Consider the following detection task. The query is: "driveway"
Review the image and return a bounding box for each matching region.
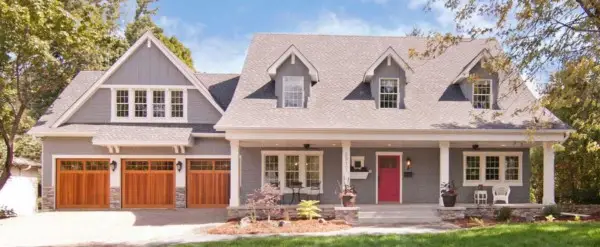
[0,209,227,247]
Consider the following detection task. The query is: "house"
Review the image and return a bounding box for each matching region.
[29,31,570,211]
[0,157,41,215]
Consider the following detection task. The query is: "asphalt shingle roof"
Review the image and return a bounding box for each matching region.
[92,125,192,145]
[215,33,567,131]
[195,73,240,110]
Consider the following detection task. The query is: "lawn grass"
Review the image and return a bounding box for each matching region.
[177,222,600,247]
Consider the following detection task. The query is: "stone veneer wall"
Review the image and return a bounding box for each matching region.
[334,207,360,225]
[560,204,600,215]
[438,205,543,220]
[110,187,121,209]
[227,205,337,220]
[41,187,55,210]
[176,187,186,208]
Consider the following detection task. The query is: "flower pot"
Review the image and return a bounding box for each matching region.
[342,195,355,207]
[442,194,457,207]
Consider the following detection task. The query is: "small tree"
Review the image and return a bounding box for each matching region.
[245,183,281,222]
[297,200,322,220]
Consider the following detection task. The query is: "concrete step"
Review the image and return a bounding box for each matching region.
[357,205,441,224]
[359,212,438,218]
[359,216,442,224]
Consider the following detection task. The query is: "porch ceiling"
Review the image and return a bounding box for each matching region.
[239,140,538,148]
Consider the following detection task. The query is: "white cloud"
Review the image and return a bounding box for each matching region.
[360,0,389,4]
[408,0,494,32]
[297,12,420,36]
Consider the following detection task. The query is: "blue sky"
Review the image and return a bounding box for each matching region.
[120,0,460,73]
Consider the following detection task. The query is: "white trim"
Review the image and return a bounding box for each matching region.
[92,140,192,146]
[260,150,324,194]
[375,151,403,204]
[190,133,226,138]
[364,47,413,82]
[51,154,230,187]
[282,76,305,108]
[462,151,523,186]
[351,156,365,169]
[100,85,195,89]
[378,77,400,109]
[472,79,493,109]
[452,48,493,84]
[52,31,224,128]
[110,87,188,123]
[267,45,319,82]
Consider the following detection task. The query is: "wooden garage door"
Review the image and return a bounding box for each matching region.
[187,159,230,208]
[121,159,175,208]
[56,159,110,209]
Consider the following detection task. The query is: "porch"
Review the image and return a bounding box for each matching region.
[227,137,559,207]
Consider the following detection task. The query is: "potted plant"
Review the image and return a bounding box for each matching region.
[440,180,458,207]
[336,181,357,207]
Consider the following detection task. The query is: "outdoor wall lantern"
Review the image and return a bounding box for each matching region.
[176,161,183,172]
[110,160,118,172]
[406,157,412,170]
[404,157,413,178]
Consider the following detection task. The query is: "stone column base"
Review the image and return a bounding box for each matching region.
[110,187,121,209]
[334,207,360,225]
[41,187,55,211]
[176,187,186,208]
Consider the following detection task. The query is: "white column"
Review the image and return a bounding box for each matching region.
[342,141,351,186]
[229,140,240,207]
[439,141,450,206]
[543,142,556,205]
[109,155,121,188]
[175,156,186,187]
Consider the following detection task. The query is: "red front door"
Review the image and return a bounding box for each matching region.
[378,155,401,202]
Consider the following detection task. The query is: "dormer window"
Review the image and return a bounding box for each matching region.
[379,78,399,108]
[472,79,492,109]
[283,76,304,108]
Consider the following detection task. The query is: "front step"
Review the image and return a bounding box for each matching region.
[358,204,442,224]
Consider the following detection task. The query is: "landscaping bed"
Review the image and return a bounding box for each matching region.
[206,219,351,235]
[448,212,600,228]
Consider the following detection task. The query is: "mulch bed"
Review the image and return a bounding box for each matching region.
[449,212,600,228]
[206,219,351,235]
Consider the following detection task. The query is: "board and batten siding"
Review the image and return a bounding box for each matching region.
[41,137,230,187]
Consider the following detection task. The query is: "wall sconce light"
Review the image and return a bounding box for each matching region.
[110,160,117,172]
[406,157,412,170]
[176,161,183,172]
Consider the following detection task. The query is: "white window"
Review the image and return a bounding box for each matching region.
[171,90,184,118]
[115,90,129,117]
[152,90,166,118]
[283,76,304,108]
[261,151,323,193]
[379,78,399,108]
[112,87,187,122]
[351,156,365,170]
[463,152,522,186]
[472,79,492,109]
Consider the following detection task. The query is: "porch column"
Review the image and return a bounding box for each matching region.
[229,140,240,207]
[543,142,556,205]
[342,141,351,186]
[439,141,450,206]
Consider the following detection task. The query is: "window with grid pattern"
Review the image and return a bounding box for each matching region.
[60,160,84,171]
[214,160,230,170]
[473,79,492,109]
[505,156,519,180]
[379,78,399,108]
[485,156,500,180]
[150,160,173,170]
[85,161,109,170]
[171,90,184,117]
[134,90,147,117]
[189,160,213,170]
[116,90,129,117]
[285,155,300,187]
[283,76,304,108]
[153,90,166,117]
[305,156,320,188]
[264,155,279,186]
[465,156,480,181]
[125,160,149,170]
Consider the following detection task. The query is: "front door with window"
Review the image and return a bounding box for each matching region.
[378,155,401,202]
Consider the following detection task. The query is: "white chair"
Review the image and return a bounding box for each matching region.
[492,185,511,204]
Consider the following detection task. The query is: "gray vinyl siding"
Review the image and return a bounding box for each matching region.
[187,89,222,123]
[459,62,500,109]
[239,147,531,205]
[41,137,230,186]
[104,44,190,86]
[450,148,531,204]
[68,89,111,123]
[274,57,312,108]
[370,60,407,109]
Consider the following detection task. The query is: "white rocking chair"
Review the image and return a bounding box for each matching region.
[492,185,511,204]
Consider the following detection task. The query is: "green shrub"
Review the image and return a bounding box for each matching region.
[495,207,513,222]
[542,205,561,217]
[297,200,322,220]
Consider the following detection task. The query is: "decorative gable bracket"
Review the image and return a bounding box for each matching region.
[267,45,319,82]
[363,47,413,82]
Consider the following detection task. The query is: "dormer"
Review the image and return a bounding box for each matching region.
[363,47,413,109]
[453,49,499,110]
[267,45,318,108]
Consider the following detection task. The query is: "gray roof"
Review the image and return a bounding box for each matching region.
[12,157,41,167]
[215,33,567,131]
[92,125,192,145]
[195,73,240,110]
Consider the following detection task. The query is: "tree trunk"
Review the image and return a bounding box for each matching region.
[0,142,13,190]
